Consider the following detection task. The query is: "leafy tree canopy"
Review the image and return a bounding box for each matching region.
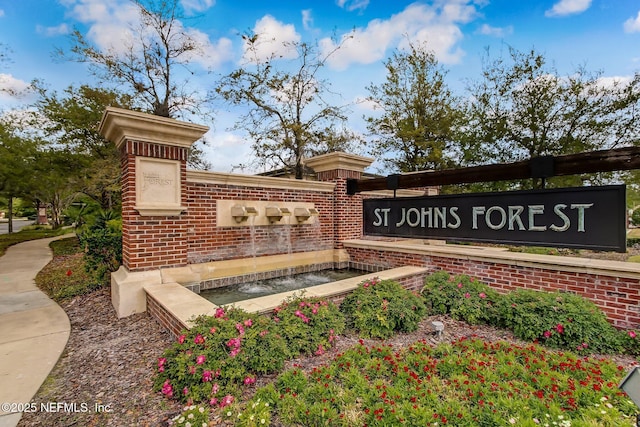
[365,41,462,173]
[32,84,135,210]
[461,46,640,165]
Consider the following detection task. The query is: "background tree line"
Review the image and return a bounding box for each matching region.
[1,0,640,233]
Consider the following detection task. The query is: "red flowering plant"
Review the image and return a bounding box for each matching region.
[272,293,345,357]
[497,289,624,354]
[248,337,637,426]
[421,271,500,325]
[153,307,288,406]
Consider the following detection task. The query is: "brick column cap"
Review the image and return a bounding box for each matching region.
[99,107,209,149]
[305,152,374,173]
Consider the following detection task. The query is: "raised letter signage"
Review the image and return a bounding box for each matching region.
[135,157,185,216]
[363,186,626,252]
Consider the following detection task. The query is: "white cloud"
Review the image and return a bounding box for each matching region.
[477,23,513,38]
[624,11,640,33]
[36,23,70,37]
[0,73,31,100]
[181,0,215,15]
[184,28,233,69]
[353,95,379,112]
[302,9,313,31]
[336,0,370,12]
[320,1,478,70]
[203,131,254,172]
[595,75,633,89]
[242,15,301,63]
[62,0,233,67]
[0,9,5,18]
[65,0,139,53]
[545,0,592,17]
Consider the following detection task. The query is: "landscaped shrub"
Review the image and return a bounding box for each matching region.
[340,278,427,339]
[627,237,640,248]
[421,271,500,325]
[272,294,345,357]
[496,289,624,354]
[154,307,288,406]
[237,337,637,426]
[620,329,640,356]
[35,237,95,300]
[78,210,122,287]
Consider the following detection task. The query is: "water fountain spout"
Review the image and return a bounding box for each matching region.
[294,207,319,223]
[293,207,310,223]
[231,205,258,223]
[265,206,291,223]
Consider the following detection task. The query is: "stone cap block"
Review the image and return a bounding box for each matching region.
[99,107,209,149]
[305,152,374,173]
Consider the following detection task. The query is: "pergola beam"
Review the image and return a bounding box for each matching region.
[347,146,640,194]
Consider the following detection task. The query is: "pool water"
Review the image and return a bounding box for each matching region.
[200,269,365,305]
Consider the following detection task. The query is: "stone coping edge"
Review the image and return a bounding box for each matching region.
[145,282,219,329]
[144,266,428,329]
[230,266,429,315]
[161,250,337,285]
[343,239,640,279]
[187,170,335,192]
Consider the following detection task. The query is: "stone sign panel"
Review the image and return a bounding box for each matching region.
[135,157,185,216]
[363,185,626,252]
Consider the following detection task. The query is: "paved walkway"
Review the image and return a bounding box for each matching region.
[0,236,71,427]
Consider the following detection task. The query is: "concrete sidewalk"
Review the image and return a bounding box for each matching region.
[0,236,71,427]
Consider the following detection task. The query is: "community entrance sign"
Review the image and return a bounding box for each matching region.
[363,185,626,252]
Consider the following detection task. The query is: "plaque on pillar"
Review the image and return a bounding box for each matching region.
[135,157,186,216]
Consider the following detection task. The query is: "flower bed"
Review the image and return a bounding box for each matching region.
[155,273,640,426]
[238,338,636,426]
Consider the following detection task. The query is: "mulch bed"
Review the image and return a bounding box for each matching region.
[18,288,181,427]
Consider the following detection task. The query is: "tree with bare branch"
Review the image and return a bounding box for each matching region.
[60,0,205,119]
[215,35,358,179]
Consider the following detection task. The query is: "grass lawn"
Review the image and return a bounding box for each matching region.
[0,226,73,257]
[628,228,640,239]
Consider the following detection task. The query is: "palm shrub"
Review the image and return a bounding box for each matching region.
[496,289,623,354]
[422,271,500,325]
[154,307,288,406]
[340,278,427,339]
[272,294,345,357]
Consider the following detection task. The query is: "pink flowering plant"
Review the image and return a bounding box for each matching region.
[340,278,426,339]
[621,329,640,355]
[154,307,288,406]
[421,271,500,325]
[271,293,345,357]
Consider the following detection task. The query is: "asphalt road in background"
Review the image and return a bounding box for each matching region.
[0,219,33,234]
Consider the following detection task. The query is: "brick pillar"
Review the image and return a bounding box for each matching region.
[118,140,190,270]
[98,107,208,317]
[305,152,374,252]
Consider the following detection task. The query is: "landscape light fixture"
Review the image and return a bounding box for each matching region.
[619,366,640,426]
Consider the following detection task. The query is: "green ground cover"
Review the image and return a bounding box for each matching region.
[0,226,72,257]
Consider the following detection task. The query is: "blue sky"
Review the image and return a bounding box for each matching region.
[1,0,639,172]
